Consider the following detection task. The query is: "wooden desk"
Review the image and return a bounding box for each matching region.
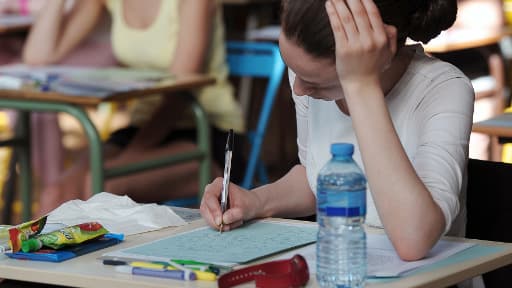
[420,26,512,53]
[0,73,215,221]
[0,219,512,288]
[472,113,512,138]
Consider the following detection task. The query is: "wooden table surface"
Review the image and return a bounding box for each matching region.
[1,218,512,288]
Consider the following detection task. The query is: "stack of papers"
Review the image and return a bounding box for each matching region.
[102,218,475,278]
[274,233,475,278]
[0,15,33,27]
[0,64,172,97]
[103,220,317,267]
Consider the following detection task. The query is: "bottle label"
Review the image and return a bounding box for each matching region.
[318,189,366,217]
[325,206,361,217]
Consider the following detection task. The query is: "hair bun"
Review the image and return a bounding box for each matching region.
[408,0,458,43]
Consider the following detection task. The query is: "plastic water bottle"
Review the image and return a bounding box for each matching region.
[316,143,367,288]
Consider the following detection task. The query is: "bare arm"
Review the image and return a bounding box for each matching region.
[345,83,445,261]
[22,0,103,65]
[169,0,214,75]
[127,0,216,150]
[326,0,446,260]
[252,165,317,219]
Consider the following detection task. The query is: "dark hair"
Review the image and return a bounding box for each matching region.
[281,0,458,60]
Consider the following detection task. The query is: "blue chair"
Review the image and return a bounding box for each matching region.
[226,41,286,189]
[164,41,285,207]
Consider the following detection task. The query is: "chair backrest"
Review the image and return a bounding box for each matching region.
[466,158,512,287]
[226,41,286,189]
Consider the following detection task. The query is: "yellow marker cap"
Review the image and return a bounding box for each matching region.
[130,262,165,270]
[190,270,217,281]
[130,261,216,281]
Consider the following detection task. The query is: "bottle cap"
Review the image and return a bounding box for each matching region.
[21,238,43,253]
[330,143,354,156]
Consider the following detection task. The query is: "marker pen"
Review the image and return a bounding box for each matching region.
[105,260,216,281]
[116,265,197,281]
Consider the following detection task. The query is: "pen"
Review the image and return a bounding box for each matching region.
[168,260,200,281]
[171,259,226,274]
[116,265,197,281]
[105,259,217,281]
[220,129,234,233]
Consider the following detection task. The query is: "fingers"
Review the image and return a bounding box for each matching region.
[200,177,224,229]
[361,0,385,35]
[325,0,386,41]
[326,0,348,46]
[384,25,398,55]
[222,220,244,232]
[223,207,244,226]
[346,0,372,36]
[219,207,245,232]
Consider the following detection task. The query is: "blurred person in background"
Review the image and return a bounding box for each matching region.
[23,0,244,215]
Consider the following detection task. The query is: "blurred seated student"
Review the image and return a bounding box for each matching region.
[0,0,46,64]
[0,0,115,206]
[433,0,506,161]
[23,0,244,215]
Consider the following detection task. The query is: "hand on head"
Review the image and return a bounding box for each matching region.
[200,178,260,232]
[325,0,397,87]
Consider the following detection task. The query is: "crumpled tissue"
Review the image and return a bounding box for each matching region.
[44,192,187,235]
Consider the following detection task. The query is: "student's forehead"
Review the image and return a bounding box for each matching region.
[279,36,337,84]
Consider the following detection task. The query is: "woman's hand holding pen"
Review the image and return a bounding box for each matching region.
[200,178,260,232]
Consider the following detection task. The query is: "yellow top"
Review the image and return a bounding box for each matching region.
[105,0,244,133]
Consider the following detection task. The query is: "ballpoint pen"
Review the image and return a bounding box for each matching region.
[220,129,234,233]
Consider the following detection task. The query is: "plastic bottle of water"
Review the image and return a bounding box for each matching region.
[316,143,367,288]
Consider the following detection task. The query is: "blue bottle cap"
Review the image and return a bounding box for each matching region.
[330,143,354,156]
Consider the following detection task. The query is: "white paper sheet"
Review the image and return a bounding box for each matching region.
[44,193,186,235]
[274,233,475,277]
[170,207,202,223]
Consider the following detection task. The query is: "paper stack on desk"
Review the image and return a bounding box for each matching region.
[102,220,318,267]
[0,64,171,97]
[273,233,475,278]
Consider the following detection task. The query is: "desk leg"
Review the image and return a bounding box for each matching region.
[0,100,104,217]
[66,107,104,195]
[191,100,211,202]
[17,111,31,221]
